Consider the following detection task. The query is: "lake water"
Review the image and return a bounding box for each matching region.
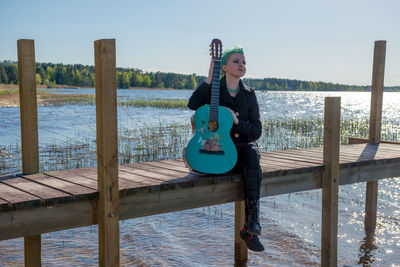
[0,89,399,266]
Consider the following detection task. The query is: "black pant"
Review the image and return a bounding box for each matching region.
[232,142,262,201]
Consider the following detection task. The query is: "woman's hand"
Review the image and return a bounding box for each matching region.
[225,107,239,125]
[206,58,214,84]
[190,115,196,133]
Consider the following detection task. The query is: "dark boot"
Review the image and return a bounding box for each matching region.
[245,199,261,236]
[240,225,265,252]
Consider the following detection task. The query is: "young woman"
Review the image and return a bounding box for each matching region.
[187,46,264,252]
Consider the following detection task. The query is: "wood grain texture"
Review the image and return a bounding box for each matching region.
[17,39,39,175]
[369,40,386,143]
[17,38,41,267]
[95,38,119,267]
[24,235,41,267]
[1,159,400,241]
[321,97,341,267]
[3,176,71,206]
[0,178,41,209]
[0,198,9,212]
[1,144,400,212]
[234,201,247,264]
[20,173,98,202]
[364,41,386,240]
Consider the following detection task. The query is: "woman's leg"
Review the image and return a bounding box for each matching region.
[237,142,264,252]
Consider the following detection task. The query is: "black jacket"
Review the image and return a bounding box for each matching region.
[187,77,262,144]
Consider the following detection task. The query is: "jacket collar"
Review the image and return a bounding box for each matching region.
[220,77,251,92]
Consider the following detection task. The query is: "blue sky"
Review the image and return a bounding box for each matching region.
[1,0,399,85]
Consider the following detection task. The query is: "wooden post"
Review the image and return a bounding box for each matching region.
[234,200,247,265]
[321,97,341,267]
[94,39,120,267]
[18,39,39,174]
[369,40,386,143]
[18,39,41,267]
[366,40,386,236]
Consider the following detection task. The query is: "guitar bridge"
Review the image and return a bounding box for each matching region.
[199,149,225,155]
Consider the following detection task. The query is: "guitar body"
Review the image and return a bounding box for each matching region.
[185,105,237,174]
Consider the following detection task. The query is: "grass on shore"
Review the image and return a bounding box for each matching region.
[0,89,18,95]
[41,95,188,109]
[0,89,189,108]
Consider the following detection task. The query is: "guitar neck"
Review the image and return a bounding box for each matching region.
[210,60,221,121]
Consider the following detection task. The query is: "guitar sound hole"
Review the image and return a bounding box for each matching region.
[208,120,219,132]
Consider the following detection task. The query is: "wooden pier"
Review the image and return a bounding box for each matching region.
[0,39,397,266]
[1,142,400,235]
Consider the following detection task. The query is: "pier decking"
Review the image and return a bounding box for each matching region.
[1,142,400,241]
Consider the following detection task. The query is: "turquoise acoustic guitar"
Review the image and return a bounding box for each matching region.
[184,39,238,174]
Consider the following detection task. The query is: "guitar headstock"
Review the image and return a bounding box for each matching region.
[209,39,222,60]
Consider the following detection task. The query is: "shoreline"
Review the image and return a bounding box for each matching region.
[0,83,176,90]
[0,88,94,108]
[0,84,177,107]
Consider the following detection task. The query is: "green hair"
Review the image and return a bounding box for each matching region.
[220,45,244,77]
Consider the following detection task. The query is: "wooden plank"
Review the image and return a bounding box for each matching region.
[234,200,247,264]
[372,144,400,153]
[321,97,340,267]
[379,143,400,150]
[275,147,371,163]
[53,168,155,194]
[261,154,322,167]
[117,171,163,193]
[0,198,9,212]
[0,177,41,209]
[133,162,189,177]
[119,169,195,192]
[261,153,324,170]
[340,148,400,160]
[95,38,119,267]
[259,161,323,178]
[266,149,324,160]
[260,159,303,171]
[0,199,98,241]
[119,165,175,190]
[121,164,175,180]
[1,176,71,207]
[347,137,400,145]
[136,162,236,187]
[338,149,385,161]
[60,167,153,194]
[143,161,190,174]
[264,150,323,164]
[17,38,41,267]
[260,159,314,171]
[120,163,226,190]
[164,159,188,167]
[48,168,163,201]
[45,170,99,190]
[259,161,292,172]
[20,173,98,202]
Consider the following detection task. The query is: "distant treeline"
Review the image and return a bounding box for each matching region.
[1,60,399,91]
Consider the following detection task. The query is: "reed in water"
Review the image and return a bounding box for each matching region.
[1,117,399,176]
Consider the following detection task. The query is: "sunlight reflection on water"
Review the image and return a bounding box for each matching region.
[0,90,399,266]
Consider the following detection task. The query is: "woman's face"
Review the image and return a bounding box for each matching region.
[222,53,246,78]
